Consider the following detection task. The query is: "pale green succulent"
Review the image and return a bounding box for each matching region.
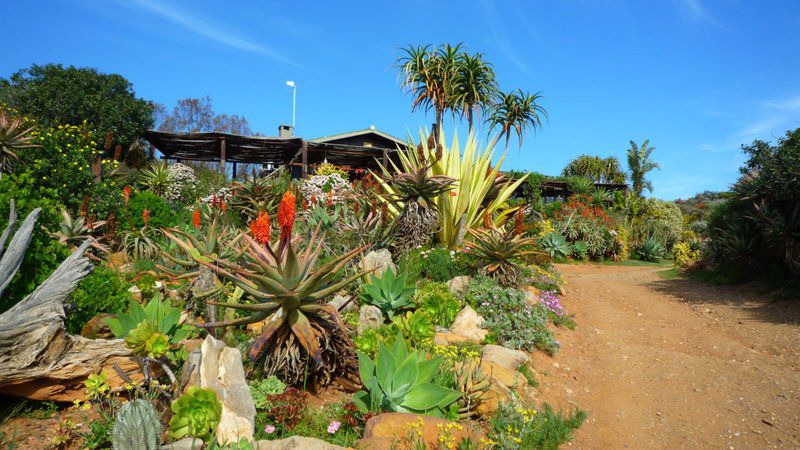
[359,269,415,320]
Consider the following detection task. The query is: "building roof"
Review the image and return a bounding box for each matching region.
[310,128,409,149]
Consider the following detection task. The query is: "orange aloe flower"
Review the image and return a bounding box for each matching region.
[142,209,150,225]
[249,211,271,245]
[122,186,132,205]
[192,208,201,229]
[277,189,296,241]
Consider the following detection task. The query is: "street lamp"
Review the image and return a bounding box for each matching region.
[286,81,296,128]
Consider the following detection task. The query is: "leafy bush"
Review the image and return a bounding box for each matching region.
[632,198,684,250]
[415,282,461,327]
[466,276,559,355]
[121,191,177,230]
[352,325,396,358]
[107,293,190,360]
[353,333,462,417]
[673,240,701,272]
[419,247,469,282]
[636,236,666,262]
[359,269,415,321]
[394,310,435,348]
[551,194,615,259]
[488,401,587,450]
[66,266,131,334]
[570,241,588,260]
[169,387,222,441]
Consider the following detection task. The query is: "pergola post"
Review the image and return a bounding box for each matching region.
[382,147,388,167]
[232,162,238,179]
[301,140,308,178]
[220,137,226,175]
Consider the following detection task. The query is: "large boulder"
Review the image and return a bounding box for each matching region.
[481,344,530,370]
[446,276,471,296]
[449,306,487,342]
[356,413,486,449]
[257,436,345,449]
[360,249,395,279]
[185,336,256,446]
[358,304,383,333]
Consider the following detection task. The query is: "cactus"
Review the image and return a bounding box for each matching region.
[454,359,492,419]
[112,399,162,450]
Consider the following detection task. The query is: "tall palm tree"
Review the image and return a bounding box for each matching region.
[562,154,626,183]
[626,139,660,197]
[451,52,498,131]
[486,90,548,149]
[397,44,463,129]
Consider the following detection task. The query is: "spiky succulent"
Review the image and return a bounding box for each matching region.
[453,359,491,419]
[169,197,370,386]
[464,227,541,286]
[160,210,243,281]
[0,110,38,174]
[112,399,162,450]
[390,166,456,253]
[229,169,290,221]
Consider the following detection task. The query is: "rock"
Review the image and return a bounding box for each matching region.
[361,249,396,278]
[80,313,115,339]
[181,338,204,354]
[107,251,128,269]
[257,436,345,449]
[329,293,356,314]
[186,336,256,445]
[447,275,471,295]
[356,413,486,450]
[128,285,142,302]
[449,306,487,342]
[481,344,530,370]
[476,381,511,417]
[480,361,522,389]
[433,331,470,346]
[358,304,383,333]
[162,437,204,449]
[524,289,539,306]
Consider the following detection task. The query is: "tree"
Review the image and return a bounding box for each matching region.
[626,139,660,197]
[486,90,547,149]
[157,96,253,135]
[397,44,463,130]
[562,154,626,183]
[0,64,155,147]
[451,52,498,131]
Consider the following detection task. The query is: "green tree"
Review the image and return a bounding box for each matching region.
[397,44,463,129]
[451,52,498,131]
[486,90,548,149]
[0,64,155,148]
[626,139,660,197]
[562,154,626,183]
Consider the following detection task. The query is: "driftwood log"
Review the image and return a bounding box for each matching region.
[0,201,139,401]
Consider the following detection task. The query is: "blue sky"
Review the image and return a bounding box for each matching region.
[5,0,800,199]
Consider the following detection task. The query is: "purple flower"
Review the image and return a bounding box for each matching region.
[264,424,276,434]
[327,421,340,434]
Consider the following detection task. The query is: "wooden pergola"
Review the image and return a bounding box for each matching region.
[144,130,395,177]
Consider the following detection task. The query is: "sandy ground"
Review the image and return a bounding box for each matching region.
[531,263,800,449]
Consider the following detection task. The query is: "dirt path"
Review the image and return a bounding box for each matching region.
[531,264,800,449]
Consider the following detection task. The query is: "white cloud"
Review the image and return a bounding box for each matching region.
[679,0,722,27]
[480,0,534,79]
[123,0,295,65]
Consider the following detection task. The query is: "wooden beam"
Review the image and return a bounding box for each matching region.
[382,147,388,167]
[220,137,226,175]
[301,140,308,178]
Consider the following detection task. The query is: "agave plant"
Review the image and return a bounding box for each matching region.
[389,164,455,253]
[169,193,370,386]
[118,226,162,259]
[354,332,462,417]
[138,160,172,197]
[636,236,666,262]
[229,170,289,221]
[464,227,541,286]
[539,231,571,259]
[50,210,109,256]
[0,110,38,175]
[359,268,415,320]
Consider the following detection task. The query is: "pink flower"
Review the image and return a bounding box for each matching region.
[327,421,340,434]
[264,424,276,434]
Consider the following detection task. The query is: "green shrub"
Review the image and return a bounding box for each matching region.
[121,191,177,230]
[420,247,467,282]
[414,282,461,327]
[66,266,131,334]
[632,198,683,250]
[359,269,415,321]
[538,232,571,259]
[394,310,435,348]
[636,236,666,262]
[250,375,287,410]
[466,276,559,355]
[489,401,587,450]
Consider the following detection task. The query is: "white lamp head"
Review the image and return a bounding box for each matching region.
[286,81,295,88]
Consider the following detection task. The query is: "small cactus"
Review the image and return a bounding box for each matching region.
[454,359,492,419]
[112,399,162,450]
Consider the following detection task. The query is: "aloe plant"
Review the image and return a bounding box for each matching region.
[353,332,462,417]
[359,269,415,321]
[464,227,541,286]
[539,231,571,259]
[107,293,190,360]
[112,399,162,450]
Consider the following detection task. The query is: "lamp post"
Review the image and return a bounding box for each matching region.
[286,81,296,128]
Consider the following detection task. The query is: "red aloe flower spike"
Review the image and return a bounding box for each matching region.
[192,208,201,229]
[249,211,271,245]
[142,209,150,225]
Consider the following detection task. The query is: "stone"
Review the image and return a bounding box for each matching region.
[361,249,396,278]
[79,313,115,339]
[358,304,383,333]
[162,437,204,449]
[329,293,356,314]
[128,285,142,302]
[356,413,486,450]
[107,251,127,269]
[449,306,487,342]
[524,289,539,306]
[433,331,470,346]
[476,381,511,417]
[257,436,345,449]
[481,344,530,370]
[187,336,256,445]
[480,361,522,389]
[447,275,471,296]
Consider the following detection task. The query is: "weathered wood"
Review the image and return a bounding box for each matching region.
[220,137,227,175]
[0,201,38,298]
[301,140,308,178]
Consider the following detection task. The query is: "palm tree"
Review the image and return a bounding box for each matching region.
[563,154,626,183]
[626,139,660,197]
[397,44,463,129]
[486,90,548,149]
[451,52,498,131]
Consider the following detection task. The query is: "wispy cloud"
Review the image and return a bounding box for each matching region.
[679,0,722,27]
[123,0,295,65]
[480,0,534,79]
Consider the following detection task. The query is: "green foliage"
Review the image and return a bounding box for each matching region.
[353,333,462,417]
[107,293,190,359]
[138,160,172,198]
[562,154,626,184]
[65,266,131,334]
[112,399,162,450]
[632,198,683,250]
[0,63,155,147]
[0,174,70,312]
[466,276,559,355]
[489,402,587,450]
[673,240,702,272]
[169,386,223,441]
[464,228,540,286]
[420,247,468,282]
[84,416,114,450]
[254,402,362,447]
[627,139,660,198]
[538,232,571,259]
[250,376,287,410]
[352,325,396,358]
[359,269,415,321]
[415,282,462,327]
[636,236,666,262]
[306,203,343,232]
[122,191,177,230]
[565,176,594,195]
[394,310,435,348]
[570,241,588,260]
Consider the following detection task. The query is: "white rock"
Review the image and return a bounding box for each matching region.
[447,275,471,295]
[360,249,396,279]
[481,344,530,370]
[258,436,345,449]
[358,304,383,333]
[329,293,356,314]
[162,437,204,449]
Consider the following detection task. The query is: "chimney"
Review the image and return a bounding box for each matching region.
[278,125,294,138]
